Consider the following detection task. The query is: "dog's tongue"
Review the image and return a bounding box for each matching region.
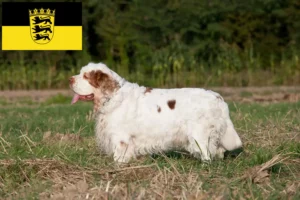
[71,93,80,104]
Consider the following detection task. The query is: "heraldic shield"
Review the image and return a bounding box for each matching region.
[29,8,55,44]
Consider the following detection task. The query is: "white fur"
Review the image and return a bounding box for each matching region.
[70,62,243,163]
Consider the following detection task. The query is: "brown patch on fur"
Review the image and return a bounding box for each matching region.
[88,70,119,94]
[85,70,120,113]
[130,135,136,139]
[69,77,75,85]
[83,73,88,80]
[144,87,153,94]
[93,92,102,113]
[157,106,161,113]
[167,100,176,110]
[120,141,127,147]
[216,95,223,101]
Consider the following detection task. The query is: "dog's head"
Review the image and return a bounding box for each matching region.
[69,63,121,110]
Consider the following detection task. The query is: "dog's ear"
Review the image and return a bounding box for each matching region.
[89,70,108,88]
[88,70,119,94]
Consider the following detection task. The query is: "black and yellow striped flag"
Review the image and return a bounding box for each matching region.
[2,2,82,50]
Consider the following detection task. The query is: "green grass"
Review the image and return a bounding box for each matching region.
[0,100,299,199]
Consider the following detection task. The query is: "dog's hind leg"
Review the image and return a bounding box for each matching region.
[220,119,242,151]
[186,118,226,162]
[186,123,212,162]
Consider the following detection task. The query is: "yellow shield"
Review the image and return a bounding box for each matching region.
[29,8,55,44]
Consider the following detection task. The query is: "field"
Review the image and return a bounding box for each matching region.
[0,88,299,199]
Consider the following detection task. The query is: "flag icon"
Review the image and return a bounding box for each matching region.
[29,8,56,45]
[2,2,82,50]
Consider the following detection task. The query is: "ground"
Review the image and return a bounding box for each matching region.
[0,87,299,199]
[0,86,300,104]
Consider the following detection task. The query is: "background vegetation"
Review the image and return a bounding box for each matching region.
[1,0,300,90]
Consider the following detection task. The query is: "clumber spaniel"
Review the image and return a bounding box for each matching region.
[69,62,242,163]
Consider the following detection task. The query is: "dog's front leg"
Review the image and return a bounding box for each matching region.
[113,140,135,163]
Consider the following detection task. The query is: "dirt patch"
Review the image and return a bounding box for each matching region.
[39,180,90,200]
[209,86,300,103]
[1,87,300,103]
[0,90,73,102]
[223,92,300,103]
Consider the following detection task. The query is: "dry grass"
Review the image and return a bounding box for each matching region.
[240,154,288,184]
[1,153,298,200]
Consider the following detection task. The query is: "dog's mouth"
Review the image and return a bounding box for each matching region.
[71,93,94,104]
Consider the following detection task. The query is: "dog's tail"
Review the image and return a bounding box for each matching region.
[220,119,242,151]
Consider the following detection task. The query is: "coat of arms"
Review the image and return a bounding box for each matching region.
[29,8,55,44]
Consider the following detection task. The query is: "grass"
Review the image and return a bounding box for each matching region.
[0,97,299,199]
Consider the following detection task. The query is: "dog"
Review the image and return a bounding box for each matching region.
[69,62,243,163]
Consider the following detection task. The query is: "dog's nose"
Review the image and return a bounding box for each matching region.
[69,77,75,85]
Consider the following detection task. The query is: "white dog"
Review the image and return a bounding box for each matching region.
[69,62,242,163]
